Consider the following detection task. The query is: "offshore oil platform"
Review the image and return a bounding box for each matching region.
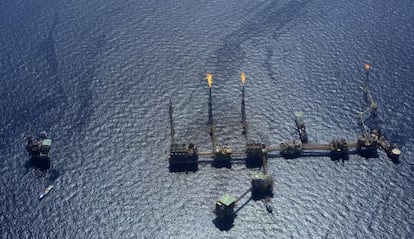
[168,64,400,227]
[25,131,52,170]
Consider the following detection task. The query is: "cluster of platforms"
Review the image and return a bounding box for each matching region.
[168,65,401,226]
[168,128,400,172]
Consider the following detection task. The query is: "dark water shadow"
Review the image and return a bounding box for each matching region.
[357,149,379,159]
[330,152,350,162]
[390,156,400,165]
[24,158,62,183]
[168,164,198,173]
[252,191,273,201]
[245,159,263,168]
[213,215,235,231]
[48,168,61,183]
[212,160,232,169]
[24,157,51,172]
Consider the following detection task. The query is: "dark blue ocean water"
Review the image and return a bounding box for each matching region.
[1,0,413,238]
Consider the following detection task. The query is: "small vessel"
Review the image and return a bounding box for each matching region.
[265,201,273,213]
[39,185,54,200]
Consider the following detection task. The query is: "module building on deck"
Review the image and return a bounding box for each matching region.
[169,143,198,172]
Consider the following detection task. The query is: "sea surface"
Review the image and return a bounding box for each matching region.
[1,0,413,238]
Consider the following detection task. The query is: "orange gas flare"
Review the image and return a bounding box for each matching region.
[241,72,246,86]
[207,73,213,88]
[364,63,371,71]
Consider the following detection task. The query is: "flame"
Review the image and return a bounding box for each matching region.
[364,63,371,71]
[206,73,213,88]
[241,72,246,86]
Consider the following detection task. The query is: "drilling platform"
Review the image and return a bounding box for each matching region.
[168,64,401,225]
